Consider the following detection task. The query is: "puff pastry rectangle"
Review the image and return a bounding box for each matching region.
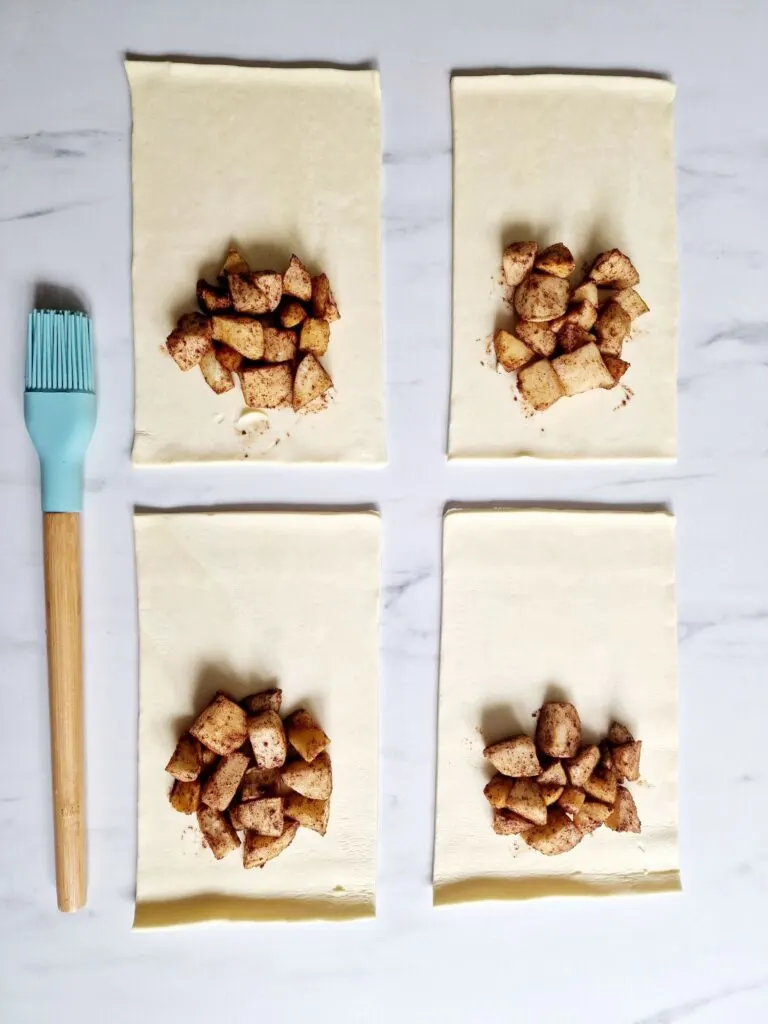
[134,511,379,927]
[127,61,384,464]
[449,75,677,459]
[434,510,679,903]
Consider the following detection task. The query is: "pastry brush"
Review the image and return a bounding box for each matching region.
[24,309,96,912]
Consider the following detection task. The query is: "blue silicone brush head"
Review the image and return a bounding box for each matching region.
[24,311,97,512]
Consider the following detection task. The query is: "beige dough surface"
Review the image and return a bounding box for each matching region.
[434,510,679,904]
[126,61,384,464]
[134,512,379,927]
[449,75,677,460]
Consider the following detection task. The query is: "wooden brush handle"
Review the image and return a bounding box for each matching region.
[43,512,87,912]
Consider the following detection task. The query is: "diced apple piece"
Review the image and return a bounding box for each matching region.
[283,254,312,302]
[214,344,244,372]
[494,329,534,373]
[299,317,331,357]
[311,274,340,322]
[506,778,547,825]
[582,768,618,805]
[190,693,248,756]
[169,779,201,814]
[566,745,601,788]
[483,773,512,808]
[219,246,250,277]
[281,751,332,800]
[554,299,598,333]
[552,342,614,395]
[283,793,330,836]
[595,301,631,357]
[200,747,218,769]
[229,797,284,836]
[539,782,564,806]
[515,320,557,358]
[574,799,612,834]
[608,722,634,746]
[240,767,280,801]
[241,688,284,712]
[229,271,283,315]
[200,349,235,394]
[197,279,232,314]
[293,353,333,410]
[201,751,250,812]
[212,315,264,360]
[523,806,583,856]
[612,741,642,782]
[611,288,649,320]
[605,787,641,833]
[572,281,598,306]
[284,709,330,763]
[535,242,575,278]
[537,761,567,787]
[166,313,213,371]
[588,249,640,289]
[262,326,297,363]
[247,711,287,770]
[535,702,581,758]
[239,364,293,409]
[502,241,538,288]
[492,808,534,835]
[483,735,541,777]
[279,299,309,329]
[557,323,593,354]
[599,741,615,774]
[517,359,565,412]
[558,786,586,817]
[242,689,283,715]
[165,734,202,782]
[243,821,299,869]
[514,272,570,321]
[197,806,241,860]
[602,355,630,387]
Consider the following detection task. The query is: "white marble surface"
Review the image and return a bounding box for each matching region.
[1,1,767,1021]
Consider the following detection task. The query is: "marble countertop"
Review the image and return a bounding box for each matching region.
[1,1,767,1021]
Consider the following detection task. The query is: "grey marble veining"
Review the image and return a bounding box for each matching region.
[1,0,768,1022]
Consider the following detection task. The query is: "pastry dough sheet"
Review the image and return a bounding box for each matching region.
[434,510,679,904]
[449,75,677,460]
[134,512,379,927]
[127,61,384,464]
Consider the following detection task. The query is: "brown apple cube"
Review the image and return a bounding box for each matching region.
[517,359,564,412]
